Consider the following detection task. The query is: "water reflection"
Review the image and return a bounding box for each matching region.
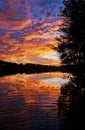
[0,72,71,130]
[58,75,85,130]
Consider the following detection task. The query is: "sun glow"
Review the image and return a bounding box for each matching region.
[0,0,63,65]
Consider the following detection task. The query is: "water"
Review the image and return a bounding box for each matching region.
[0,72,72,130]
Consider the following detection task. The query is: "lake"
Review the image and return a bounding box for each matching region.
[0,72,72,130]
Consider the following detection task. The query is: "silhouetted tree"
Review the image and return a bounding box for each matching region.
[57,75,85,130]
[57,0,85,65]
[0,60,64,76]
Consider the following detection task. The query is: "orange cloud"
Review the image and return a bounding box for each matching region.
[0,0,31,30]
[0,19,32,30]
[0,0,63,65]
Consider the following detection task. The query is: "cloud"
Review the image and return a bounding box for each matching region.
[42,52,61,60]
[0,0,31,30]
[0,0,63,65]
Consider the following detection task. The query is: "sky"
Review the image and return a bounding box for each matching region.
[0,0,63,65]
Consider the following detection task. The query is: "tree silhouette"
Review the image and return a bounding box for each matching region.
[57,0,85,65]
[57,75,85,130]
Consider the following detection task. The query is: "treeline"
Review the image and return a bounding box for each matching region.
[0,60,57,75]
[0,60,64,76]
[0,60,85,76]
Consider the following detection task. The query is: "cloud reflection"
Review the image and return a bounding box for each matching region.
[0,72,66,129]
[42,78,70,85]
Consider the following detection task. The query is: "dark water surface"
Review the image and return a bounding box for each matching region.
[0,72,72,130]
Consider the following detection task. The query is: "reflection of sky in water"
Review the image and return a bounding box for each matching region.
[0,0,63,65]
[0,72,72,129]
[14,72,71,85]
[42,78,70,85]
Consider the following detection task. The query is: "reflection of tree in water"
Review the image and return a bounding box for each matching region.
[56,0,85,128]
[57,75,85,130]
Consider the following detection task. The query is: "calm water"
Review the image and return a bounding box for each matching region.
[0,72,72,130]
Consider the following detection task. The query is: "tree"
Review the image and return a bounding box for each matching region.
[58,75,85,130]
[57,0,85,65]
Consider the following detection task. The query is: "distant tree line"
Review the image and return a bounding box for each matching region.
[0,59,85,76]
[0,60,67,76]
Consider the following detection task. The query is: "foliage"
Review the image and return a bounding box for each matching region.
[57,0,85,65]
[0,60,62,76]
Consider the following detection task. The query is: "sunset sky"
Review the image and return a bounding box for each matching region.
[0,0,63,65]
